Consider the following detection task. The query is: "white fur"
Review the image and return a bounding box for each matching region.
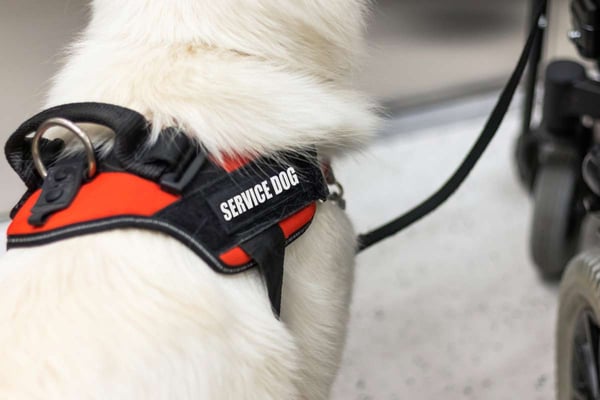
[0,1,378,399]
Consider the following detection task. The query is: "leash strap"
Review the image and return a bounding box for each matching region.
[357,0,547,252]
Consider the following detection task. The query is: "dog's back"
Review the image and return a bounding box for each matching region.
[0,1,378,399]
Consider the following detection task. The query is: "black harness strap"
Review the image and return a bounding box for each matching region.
[241,225,286,317]
[5,103,148,190]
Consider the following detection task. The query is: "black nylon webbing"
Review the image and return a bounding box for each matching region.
[5,103,148,187]
[241,225,286,317]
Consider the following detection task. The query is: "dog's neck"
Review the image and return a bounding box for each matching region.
[45,1,378,158]
[88,0,369,82]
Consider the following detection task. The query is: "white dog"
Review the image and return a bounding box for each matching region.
[0,1,378,399]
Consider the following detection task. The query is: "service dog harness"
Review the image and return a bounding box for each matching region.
[4,103,329,316]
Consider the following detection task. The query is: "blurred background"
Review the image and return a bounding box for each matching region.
[0,0,584,398]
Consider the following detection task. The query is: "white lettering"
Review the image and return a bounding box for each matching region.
[288,167,299,186]
[254,184,266,203]
[220,202,233,221]
[234,195,246,214]
[228,198,239,218]
[240,190,255,211]
[271,175,283,195]
[219,168,304,221]
[279,171,291,190]
[248,186,259,206]
[262,181,273,199]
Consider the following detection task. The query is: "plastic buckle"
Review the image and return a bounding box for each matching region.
[160,148,206,194]
[28,160,85,227]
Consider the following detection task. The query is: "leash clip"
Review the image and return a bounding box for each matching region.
[321,160,346,210]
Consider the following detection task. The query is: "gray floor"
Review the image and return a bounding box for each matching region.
[0,95,558,399]
[331,97,556,399]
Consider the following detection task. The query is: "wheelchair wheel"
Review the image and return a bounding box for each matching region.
[515,132,539,191]
[557,250,600,400]
[531,160,581,280]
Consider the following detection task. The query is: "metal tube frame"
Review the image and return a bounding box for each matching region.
[521,0,549,136]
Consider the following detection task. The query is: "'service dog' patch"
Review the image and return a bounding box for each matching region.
[219,167,300,222]
[204,158,323,235]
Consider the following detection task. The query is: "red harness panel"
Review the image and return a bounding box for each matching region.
[219,203,317,267]
[9,173,180,236]
[8,171,317,269]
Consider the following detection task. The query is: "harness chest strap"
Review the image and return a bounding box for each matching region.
[5,103,330,316]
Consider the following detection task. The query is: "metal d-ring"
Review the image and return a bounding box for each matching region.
[31,118,97,179]
[327,181,346,210]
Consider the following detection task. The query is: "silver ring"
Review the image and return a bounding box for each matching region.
[330,181,344,198]
[31,118,97,179]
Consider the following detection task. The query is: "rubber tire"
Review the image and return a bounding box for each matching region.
[515,132,539,191]
[531,161,580,280]
[557,250,600,399]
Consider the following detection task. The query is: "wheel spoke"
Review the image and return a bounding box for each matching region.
[584,314,596,352]
[585,314,600,399]
[580,342,600,398]
[573,312,600,399]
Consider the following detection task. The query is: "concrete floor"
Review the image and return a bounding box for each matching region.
[0,95,558,399]
[331,96,556,399]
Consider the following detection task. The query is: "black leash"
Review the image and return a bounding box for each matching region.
[357,0,547,253]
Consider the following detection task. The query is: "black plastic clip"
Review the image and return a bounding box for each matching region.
[160,147,206,194]
[28,160,86,227]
